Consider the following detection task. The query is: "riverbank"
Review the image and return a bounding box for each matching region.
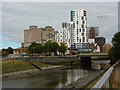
[2,60,80,81]
[2,65,65,81]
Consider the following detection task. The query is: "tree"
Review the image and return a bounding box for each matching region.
[35,43,43,53]
[28,42,36,54]
[43,41,52,53]
[2,49,8,56]
[28,42,43,54]
[51,42,59,55]
[2,47,13,56]
[7,47,13,54]
[58,43,67,55]
[108,32,120,64]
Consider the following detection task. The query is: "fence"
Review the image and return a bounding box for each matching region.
[92,60,120,88]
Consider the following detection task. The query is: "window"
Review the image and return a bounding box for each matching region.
[77,37,79,42]
[84,10,87,16]
[80,39,81,42]
[77,21,78,24]
[79,28,81,32]
[81,16,84,20]
[83,37,85,42]
[83,28,85,32]
[82,33,84,36]
[82,21,85,24]
[81,25,84,28]
[73,23,75,28]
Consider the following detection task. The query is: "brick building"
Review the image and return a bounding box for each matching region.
[87,27,99,39]
[103,44,111,53]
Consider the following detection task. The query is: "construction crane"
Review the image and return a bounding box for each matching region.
[97,15,108,20]
[97,14,109,25]
[97,15,109,36]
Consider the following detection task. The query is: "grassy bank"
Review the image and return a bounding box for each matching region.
[2,59,80,73]
[2,60,50,73]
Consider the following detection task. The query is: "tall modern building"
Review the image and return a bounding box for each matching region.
[62,22,74,48]
[70,9,87,49]
[55,22,74,48]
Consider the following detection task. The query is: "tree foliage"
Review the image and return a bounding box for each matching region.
[28,41,67,56]
[58,43,67,55]
[51,42,59,54]
[7,47,13,54]
[43,41,53,53]
[108,32,120,64]
[28,42,43,54]
[2,47,13,56]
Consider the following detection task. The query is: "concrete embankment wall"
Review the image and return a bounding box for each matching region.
[15,56,80,65]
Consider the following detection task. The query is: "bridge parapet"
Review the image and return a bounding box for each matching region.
[92,60,120,88]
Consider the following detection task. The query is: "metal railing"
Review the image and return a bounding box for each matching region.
[92,60,120,88]
[92,67,114,88]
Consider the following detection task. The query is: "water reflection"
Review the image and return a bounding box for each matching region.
[3,66,88,88]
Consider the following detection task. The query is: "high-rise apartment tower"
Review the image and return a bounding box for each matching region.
[70,9,87,49]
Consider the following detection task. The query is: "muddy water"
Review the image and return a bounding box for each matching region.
[3,66,90,88]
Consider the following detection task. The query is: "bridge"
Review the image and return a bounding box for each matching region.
[79,53,109,60]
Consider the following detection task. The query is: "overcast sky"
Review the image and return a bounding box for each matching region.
[1,2,118,49]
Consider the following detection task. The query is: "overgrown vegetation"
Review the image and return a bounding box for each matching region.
[108,32,120,64]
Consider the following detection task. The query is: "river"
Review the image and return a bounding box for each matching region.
[2,60,110,88]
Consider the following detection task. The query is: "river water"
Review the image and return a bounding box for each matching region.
[3,66,90,88]
[2,60,110,88]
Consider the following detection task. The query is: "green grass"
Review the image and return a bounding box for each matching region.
[2,60,50,73]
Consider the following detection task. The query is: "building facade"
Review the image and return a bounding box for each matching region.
[70,9,87,49]
[95,37,106,52]
[24,25,55,47]
[62,22,74,48]
[55,22,74,48]
[87,26,99,39]
[55,30,64,45]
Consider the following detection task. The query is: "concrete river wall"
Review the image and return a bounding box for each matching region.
[14,56,80,65]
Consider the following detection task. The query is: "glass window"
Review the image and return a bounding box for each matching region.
[83,28,85,32]
[79,28,81,32]
[82,33,84,36]
[82,25,84,28]
[81,16,84,20]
